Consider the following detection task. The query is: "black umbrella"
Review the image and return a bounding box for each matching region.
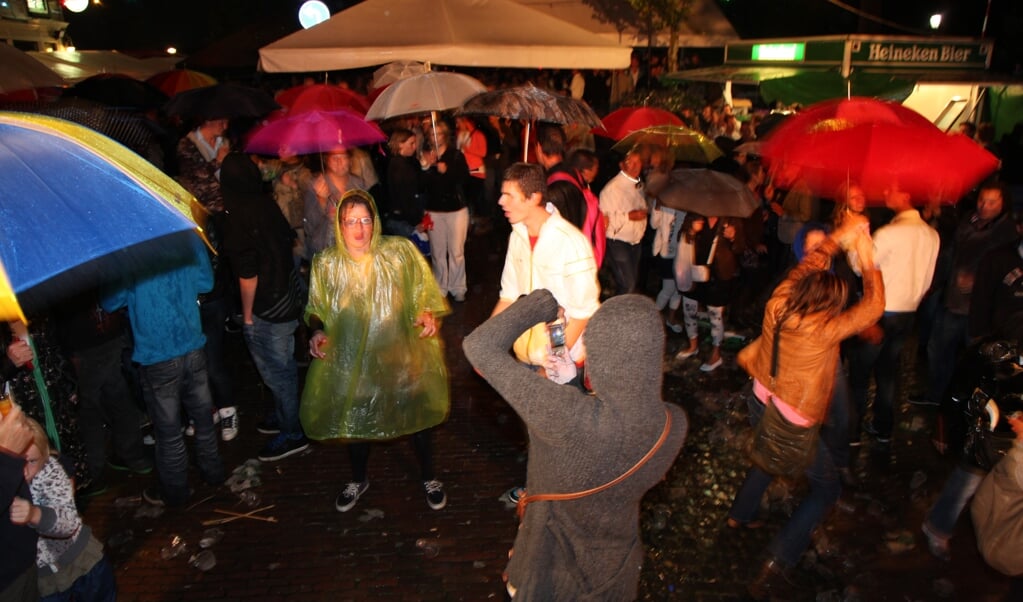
[163,83,279,121]
[0,98,165,160]
[459,83,601,128]
[63,73,168,110]
[459,83,601,161]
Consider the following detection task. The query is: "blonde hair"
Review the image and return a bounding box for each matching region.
[24,416,50,458]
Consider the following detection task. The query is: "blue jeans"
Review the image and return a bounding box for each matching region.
[926,309,970,403]
[728,395,842,567]
[200,296,236,411]
[821,364,852,469]
[139,348,224,505]
[605,238,642,295]
[849,311,915,438]
[925,463,986,539]
[72,334,148,481]
[39,556,116,602]
[243,317,302,438]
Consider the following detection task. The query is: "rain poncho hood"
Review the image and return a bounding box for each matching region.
[300,190,450,440]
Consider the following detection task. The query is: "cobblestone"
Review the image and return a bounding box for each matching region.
[79,231,1012,601]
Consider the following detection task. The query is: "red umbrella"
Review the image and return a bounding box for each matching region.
[244,109,385,156]
[275,84,370,116]
[146,69,217,97]
[761,97,998,203]
[595,106,683,140]
[761,97,935,152]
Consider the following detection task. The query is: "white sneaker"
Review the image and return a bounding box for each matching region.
[219,407,239,442]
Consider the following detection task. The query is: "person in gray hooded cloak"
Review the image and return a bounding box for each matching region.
[464,289,687,600]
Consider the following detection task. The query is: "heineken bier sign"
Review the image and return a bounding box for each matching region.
[852,40,991,69]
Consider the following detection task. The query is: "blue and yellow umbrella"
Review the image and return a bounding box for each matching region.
[0,111,208,322]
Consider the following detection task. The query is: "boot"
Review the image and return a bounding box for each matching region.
[747,557,797,601]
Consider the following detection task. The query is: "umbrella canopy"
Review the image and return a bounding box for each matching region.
[146,69,217,97]
[0,43,64,95]
[612,125,723,164]
[0,98,163,160]
[371,60,429,90]
[365,71,486,121]
[245,109,386,156]
[164,83,280,121]
[658,169,758,218]
[459,83,602,128]
[64,73,169,110]
[595,107,683,140]
[258,0,630,72]
[761,97,999,202]
[760,97,933,155]
[0,112,206,321]
[275,84,370,115]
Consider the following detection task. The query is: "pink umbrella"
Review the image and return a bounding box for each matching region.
[245,109,385,156]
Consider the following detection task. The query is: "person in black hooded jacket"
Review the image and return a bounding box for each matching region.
[220,153,309,463]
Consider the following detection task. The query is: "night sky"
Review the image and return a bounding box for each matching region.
[62,0,1022,71]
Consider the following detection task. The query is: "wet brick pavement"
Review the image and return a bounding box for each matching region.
[79,229,1013,601]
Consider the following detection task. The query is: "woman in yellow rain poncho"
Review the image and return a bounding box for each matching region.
[301,189,451,513]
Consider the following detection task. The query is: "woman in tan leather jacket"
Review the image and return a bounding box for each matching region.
[727,216,885,600]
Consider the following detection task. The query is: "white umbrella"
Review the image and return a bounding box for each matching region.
[371,60,429,90]
[365,70,486,151]
[0,43,64,94]
[365,71,486,121]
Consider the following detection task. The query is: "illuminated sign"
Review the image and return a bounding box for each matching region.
[751,43,806,62]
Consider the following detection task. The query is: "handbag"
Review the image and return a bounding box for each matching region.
[748,398,820,478]
[970,449,1023,576]
[746,317,820,478]
[690,232,719,283]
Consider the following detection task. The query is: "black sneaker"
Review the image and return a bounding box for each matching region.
[256,418,281,435]
[863,422,891,444]
[142,486,166,507]
[257,434,309,462]
[335,481,369,512]
[424,480,447,510]
[78,480,109,498]
[908,394,939,407]
[108,457,154,475]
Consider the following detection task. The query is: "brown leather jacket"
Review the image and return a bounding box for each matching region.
[737,237,884,424]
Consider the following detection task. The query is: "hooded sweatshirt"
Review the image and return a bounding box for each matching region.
[464,290,687,601]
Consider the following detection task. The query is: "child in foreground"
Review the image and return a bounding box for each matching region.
[8,417,115,601]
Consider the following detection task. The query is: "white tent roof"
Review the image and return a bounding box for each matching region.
[27,50,179,83]
[258,0,631,72]
[517,0,739,48]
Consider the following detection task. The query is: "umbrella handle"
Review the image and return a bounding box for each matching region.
[431,111,440,154]
[522,121,531,163]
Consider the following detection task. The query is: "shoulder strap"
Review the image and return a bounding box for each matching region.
[516,407,673,519]
[547,170,584,191]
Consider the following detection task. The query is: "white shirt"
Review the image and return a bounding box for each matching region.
[599,171,647,245]
[873,209,940,312]
[499,205,600,364]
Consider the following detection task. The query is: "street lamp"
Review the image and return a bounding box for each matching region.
[64,0,88,12]
[930,13,942,30]
[166,47,177,55]
[298,1,331,29]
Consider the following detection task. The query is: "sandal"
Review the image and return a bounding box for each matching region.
[726,517,765,530]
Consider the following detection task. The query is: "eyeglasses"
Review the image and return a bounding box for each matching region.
[342,217,373,227]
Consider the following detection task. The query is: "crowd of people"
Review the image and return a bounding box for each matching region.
[4,61,1023,601]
